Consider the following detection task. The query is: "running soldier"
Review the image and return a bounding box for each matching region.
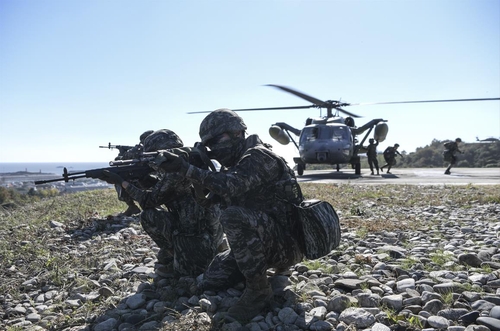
[101,129,223,276]
[366,138,379,175]
[152,109,305,322]
[443,138,463,175]
[380,143,403,174]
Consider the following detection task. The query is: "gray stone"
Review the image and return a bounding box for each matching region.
[427,315,450,329]
[338,307,376,328]
[125,293,146,309]
[380,294,403,311]
[490,306,500,319]
[278,307,299,325]
[459,253,483,267]
[94,318,118,331]
[477,317,500,331]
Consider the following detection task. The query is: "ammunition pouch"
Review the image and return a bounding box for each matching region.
[295,199,341,260]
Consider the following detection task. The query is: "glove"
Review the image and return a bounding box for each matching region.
[152,150,189,174]
[100,170,124,185]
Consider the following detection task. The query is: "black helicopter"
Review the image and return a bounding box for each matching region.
[476,136,500,143]
[189,85,499,176]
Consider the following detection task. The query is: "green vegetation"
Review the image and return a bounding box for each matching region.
[308,139,499,169]
[0,186,59,208]
[389,139,499,168]
[0,184,499,330]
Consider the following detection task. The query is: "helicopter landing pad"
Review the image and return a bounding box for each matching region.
[296,168,500,185]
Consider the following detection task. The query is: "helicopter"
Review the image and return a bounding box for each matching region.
[476,136,499,143]
[189,85,499,176]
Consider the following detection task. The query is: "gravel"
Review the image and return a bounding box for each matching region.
[1,189,499,331]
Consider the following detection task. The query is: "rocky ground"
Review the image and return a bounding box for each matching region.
[1,186,500,331]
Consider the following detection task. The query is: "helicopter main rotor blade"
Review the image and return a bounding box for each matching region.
[266,84,329,107]
[186,105,314,114]
[350,97,500,106]
[335,107,361,118]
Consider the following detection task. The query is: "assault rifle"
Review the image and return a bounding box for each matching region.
[35,145,215,186]
[34,161,155,185]
[109,146,216,171]
[99,142,135,154]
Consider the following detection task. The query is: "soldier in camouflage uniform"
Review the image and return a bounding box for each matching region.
[152,109,305,322]
[365,138,379,175]
[380,143,403,174]
[102,129,223,276]
[443,138,463,175]
[113,130,155,216]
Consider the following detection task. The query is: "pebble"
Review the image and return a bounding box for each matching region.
[1,201,499,331]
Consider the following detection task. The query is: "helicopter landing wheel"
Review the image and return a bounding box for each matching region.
[336,164,340,172]
[297,163,304,176]
[355,162,361,175]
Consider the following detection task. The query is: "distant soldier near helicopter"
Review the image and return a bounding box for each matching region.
[380,143,403,174]
[443,138,464,175]
[365,138,380,175]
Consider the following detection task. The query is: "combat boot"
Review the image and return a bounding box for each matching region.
[122,204,141,216]
[226,275,273,322]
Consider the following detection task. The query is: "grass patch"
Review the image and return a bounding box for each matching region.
[0,184,498,330]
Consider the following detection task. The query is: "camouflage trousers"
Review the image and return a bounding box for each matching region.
[140,208,223,276]
[201,206,303,290]
[367,156,379,172]
[115,184,136,207]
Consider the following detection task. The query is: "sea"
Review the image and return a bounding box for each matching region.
[0,162,110,175]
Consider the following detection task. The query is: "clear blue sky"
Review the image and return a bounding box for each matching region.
[1,0,499,164]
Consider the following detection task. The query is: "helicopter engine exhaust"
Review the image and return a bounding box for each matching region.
[374,122,389,142]
[269,125,290,145]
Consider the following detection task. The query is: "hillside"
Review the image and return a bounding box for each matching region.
[395,139,500,168]
[1,186,500,330]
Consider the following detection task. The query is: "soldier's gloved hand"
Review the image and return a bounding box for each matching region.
[101,170,124,185]
[153,150,189,174]
[170,147,190,158]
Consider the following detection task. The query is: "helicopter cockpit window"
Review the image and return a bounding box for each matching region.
[331,126,349,140]
[318,126,349,141]
[299,127,319,144]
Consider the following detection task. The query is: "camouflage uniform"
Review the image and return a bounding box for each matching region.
[113,130,155,215]
[366,139,379,175]
[184,134,304,290]
[123,129,223,276]
[444,138,463,174]
[151,109,306,321]
[381,144,402,174]
[125,172,223,276]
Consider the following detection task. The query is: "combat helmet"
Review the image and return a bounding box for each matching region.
[394,143,400,148]
[455,138,462,143]
[199,108,247,144]
[140,130,155,144]
[144,129,183,152]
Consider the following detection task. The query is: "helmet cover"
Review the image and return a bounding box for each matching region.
[144,129,184,152]
[139,130,155,144]
[199,108,247,144]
